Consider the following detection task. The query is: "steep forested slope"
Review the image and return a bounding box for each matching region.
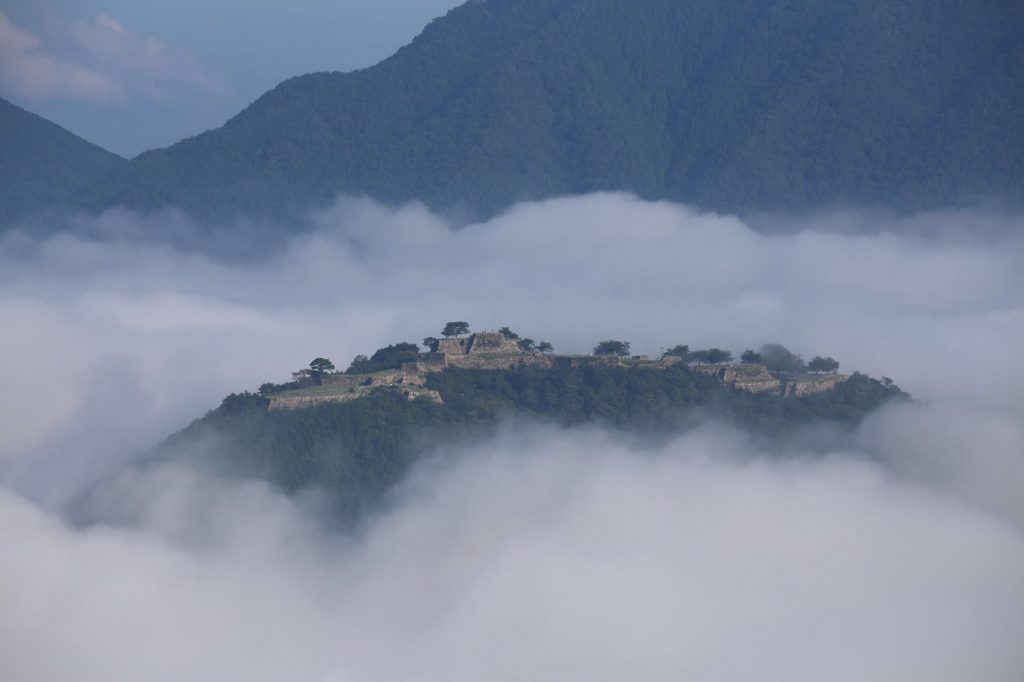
[73,0,1024,223]
[0,97,124,223]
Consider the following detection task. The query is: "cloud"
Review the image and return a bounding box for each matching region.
[68,13,230,101]
[0,10,121,101]
[0,195,1022,679]
[1,426,1023,681]
[0,10,227,104]
[2,195,1023,488]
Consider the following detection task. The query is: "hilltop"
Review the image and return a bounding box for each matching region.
[66,0,1024,225]
[0,97,124,224]
[262,330,852,411]
[108,327,905,523]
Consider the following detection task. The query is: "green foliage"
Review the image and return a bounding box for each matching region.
[498,327,520,340]
[218,391,269,415]
[760,344,807,373]
[664,345,690,360]
[442,321,470,338]
[68,0,1024,224]
[0,97,124,224]
[309,358,336,375]
[741,350,763,364]
[346,343,420,374]
[808,356,840,373]
[594,340,631,356]
[537,341,554,354]
[690,348,733,364]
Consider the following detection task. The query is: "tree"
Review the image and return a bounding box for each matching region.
[705,348,733,364]
[593,340,631,357]
[308,358,335,385]
[663,344,689,360]
[309,358,335,374]
[808,356,840,373]
[259,382,277,397]
[537,341,554,354]
[347,343,421,374]
[759,343,806,373]
[690,348,732,364]
[741,350,763,364]
[518,338,536,352]
[498,327,520,340]
[442,321,470,338]
[423,337,439,351]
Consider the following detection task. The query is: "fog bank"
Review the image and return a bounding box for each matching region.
[1,194,1022,679]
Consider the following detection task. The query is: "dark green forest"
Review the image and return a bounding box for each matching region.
[150,365,906,522]
[0,97,124,224]
[64,0,1024,224]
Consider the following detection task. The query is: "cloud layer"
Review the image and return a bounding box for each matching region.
[2,426,1023,681]
[0,194,1022,679]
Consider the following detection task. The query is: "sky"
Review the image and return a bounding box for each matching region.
[1,195,1023,679]
[0,0,464,156]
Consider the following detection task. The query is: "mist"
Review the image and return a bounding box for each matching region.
[1,194,1022,679]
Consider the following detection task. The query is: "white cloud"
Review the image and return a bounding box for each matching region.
[0,10,121,101]
[1,426,1022,681]
[0,10,227,104]
[68,13,230,101]
[0,195,1022,679]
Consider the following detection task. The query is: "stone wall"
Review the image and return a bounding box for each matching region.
[270,384,443,410]
[781,374,848,397]
[321,374,367,387]
[692,364,782,394]
[554,355,625,369]
[436,338,468,354]
[269,393,362,410]
[467,332,522,354]
[446,353,554,370]
[274,355,850,412]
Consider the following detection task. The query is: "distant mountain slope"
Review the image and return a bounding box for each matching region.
[0,97,124,223]
[79,0,1024,222]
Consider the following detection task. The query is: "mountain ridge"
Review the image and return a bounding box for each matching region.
[10,0,1024,225]
[0,96,125,224]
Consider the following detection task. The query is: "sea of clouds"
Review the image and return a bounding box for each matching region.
[1,194,1022,680]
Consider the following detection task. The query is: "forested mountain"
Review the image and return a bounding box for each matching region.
[0,97,124,224]
[72,0,1024,223]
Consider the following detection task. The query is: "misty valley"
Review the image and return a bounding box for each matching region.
[1,1,1023,680]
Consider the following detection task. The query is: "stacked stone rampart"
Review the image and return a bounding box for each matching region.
[692,364,782,394]
[436,338,468,354]
[467,332,521,354]
[446,353,554,370]
[274,341,852,412]
[781,374,848,397]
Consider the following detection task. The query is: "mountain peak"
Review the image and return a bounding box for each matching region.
[27,0,1024,225]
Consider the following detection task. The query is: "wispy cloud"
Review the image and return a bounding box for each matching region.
[0,10,228,104]
[0,10,121,101]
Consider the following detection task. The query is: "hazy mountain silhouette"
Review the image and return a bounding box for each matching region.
[27,0,1024,223]
[0,97,124,224]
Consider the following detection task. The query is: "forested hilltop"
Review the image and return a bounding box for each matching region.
[0,97,124,224]
[68,0,1024,224]
[129,330,907,523]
